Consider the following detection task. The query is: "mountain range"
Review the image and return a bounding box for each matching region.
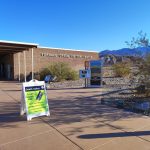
[100,47,150,57]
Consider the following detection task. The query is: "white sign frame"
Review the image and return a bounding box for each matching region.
[20,80,50,121]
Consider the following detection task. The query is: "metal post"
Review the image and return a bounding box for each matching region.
[85,61,87,88]
[31,48,34,80]
[18,53,20,82]
[101,61,103,87]
[23,51,26,82]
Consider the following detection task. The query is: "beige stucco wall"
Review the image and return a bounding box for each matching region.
[13,47,99,80]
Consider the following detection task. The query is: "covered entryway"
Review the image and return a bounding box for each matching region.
[0,53,13,80]
[0,40,38,81]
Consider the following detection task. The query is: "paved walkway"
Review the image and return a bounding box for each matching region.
[0,81,150,150]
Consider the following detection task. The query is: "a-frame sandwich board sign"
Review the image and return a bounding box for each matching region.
[20,80,50,121]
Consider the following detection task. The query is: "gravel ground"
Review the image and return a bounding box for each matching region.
[46,77,146,100]
[46,77,150,116]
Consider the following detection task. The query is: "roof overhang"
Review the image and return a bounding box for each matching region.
[0,40,38,55]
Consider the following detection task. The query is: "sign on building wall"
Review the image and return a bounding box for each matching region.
[41,53,93,59]
[79,69,91,78]
[20,80,50,121]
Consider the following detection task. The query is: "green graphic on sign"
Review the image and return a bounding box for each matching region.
[25,86,49,115]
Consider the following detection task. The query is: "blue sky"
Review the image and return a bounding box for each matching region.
[0,0,150,51]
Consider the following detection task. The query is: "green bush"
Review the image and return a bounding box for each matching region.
[66,70,78,80]
[49,62,68,81]
[113,62,130,77]
[49,62,79,81]
[39,62,78,81]
[39,68,51,80]
[138,54,150,96]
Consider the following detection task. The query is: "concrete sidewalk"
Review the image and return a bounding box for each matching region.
[0,81,150,150]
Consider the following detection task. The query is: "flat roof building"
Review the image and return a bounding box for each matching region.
[0,40,99,81]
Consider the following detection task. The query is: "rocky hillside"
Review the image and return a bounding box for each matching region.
[100,47,150,57]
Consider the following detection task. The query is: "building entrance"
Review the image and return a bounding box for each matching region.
[0,54,14,80]
[0,40,38,81]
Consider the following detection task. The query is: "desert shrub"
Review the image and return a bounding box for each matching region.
[49,62,78,81]
[138,54,150,95]
[39,62,78,81]
[113,62,130,77]
[39,68,51,80]
[49,62,68,81]
[139,54,150,77]
[66,70,78,80]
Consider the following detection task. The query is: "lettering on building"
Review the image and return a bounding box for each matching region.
[40,53,93,59]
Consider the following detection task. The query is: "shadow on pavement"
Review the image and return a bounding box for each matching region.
[77,130,150,139]
[0,87,145,131]
[0,102,26,128]
[46,94,141,136]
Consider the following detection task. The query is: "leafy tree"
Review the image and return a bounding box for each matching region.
[126,31,150,95]
[125,31,150,48]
